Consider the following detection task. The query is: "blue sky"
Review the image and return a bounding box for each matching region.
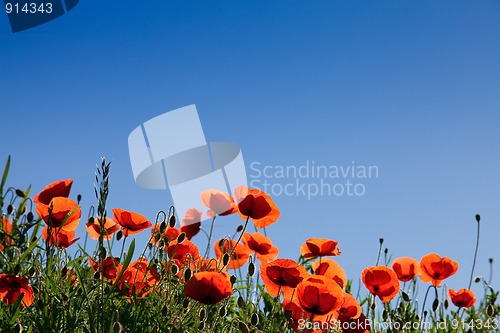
[1,0,499,297]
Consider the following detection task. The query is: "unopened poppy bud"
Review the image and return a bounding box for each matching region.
[223,253,230,266]
[489,258,493,264]
[15,189,25,197]
[184,268,192,281]
[7,204,14,214]
[379,238,384,245]
[160,221,167,234]
[475,214,480,223]
[170,264,179,276]
[27,211,34,222]
[219,306,226,317]
[475,276,481,283]
[248,262,255,277]
[444,299,449,309]
[169,215,176,228]
[236,224,244,232]
[77,194,82,203]
[199,308,206,321]
[14,264,21,275]
[423,310,428,317]
[116,230,123,241]
[230,275,236,285]
[176,232,186,243]
[238,321,249,333]
[61,266,68,277]
[251,313,259,326]
[432,299,439,311]
[237,296,245,308]
[384,248,388,254]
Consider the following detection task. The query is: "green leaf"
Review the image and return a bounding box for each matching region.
[112,239,135,288]
[0,155,10,196]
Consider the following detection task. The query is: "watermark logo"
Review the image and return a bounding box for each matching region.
[248,160,378,200]
[128,105,247,224]
[4,0,79,33]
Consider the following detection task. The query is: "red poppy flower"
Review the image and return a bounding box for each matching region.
[296,275,344,320]
[312,258,347,289]
[392,257,420,282]
[234,186,280,228]
[0,274,34,308]
[180,208,202,239]
[86,217,120,240]
[361,266,400,302]
[116,258,160,297]
[88,256,122,281]
[338,292,361,322]
[42,226,79,248]
[448,288,476,308]
[33,179,73,205]
[184,271,233,304]
[36,197,81,231]
[214,238,251,269]
[201,189,238,217]
[167,238,200,262]
[300,238,341,258]
[112,208,152,237]
[420,253,458,287]
[243,232,279,262]
[260,258,308,298]
[0,216,14,251]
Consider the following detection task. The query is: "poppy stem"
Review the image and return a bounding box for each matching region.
[231,216,250,255]
[376,238,384,266]
[468,215,480,289]
[204,215,217,258]
[420,285,434,323]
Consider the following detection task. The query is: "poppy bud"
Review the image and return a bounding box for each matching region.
[184,268,192,282]
[219,306,226,317]
[177,232,186,243]
[475,214,480,223]
[248,262,255,277]
[223,253,230,266]
[160,221,167,234]
[7,204,14,214]
[432,299,439,311]
[251,313,259,326]
[116,230,123,241]
[61,266,68,277]
[15,189,25,197]
[77,194,82,203]
[236,224,244,232]
[384,248,388,254]
[489,258,493,264]
[238,322,249,333]
[27,211,34,222]
[14,264,21,275]
[169,215,176,228]
[199,308,206,321]
[402,291,410,302]
[475,277,481,283]
[444,299,449,309]
[230,275,236,285]
[379,238,384,245]
[487,304,494,317]
[237,296,245,308]
[170,264,179,276]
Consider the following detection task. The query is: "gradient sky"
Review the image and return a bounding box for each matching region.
[1,0,499,297]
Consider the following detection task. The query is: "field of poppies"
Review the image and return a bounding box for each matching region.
[0,156,498,333]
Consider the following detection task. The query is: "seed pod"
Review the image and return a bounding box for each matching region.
[237,296,245,308]
[184,268,192,282]
[251,313,259,326]
[177,232,186,243]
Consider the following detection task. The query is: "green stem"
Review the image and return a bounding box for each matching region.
[468,217,480,289]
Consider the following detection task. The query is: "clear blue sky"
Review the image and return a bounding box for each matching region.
[1,0,499,297]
